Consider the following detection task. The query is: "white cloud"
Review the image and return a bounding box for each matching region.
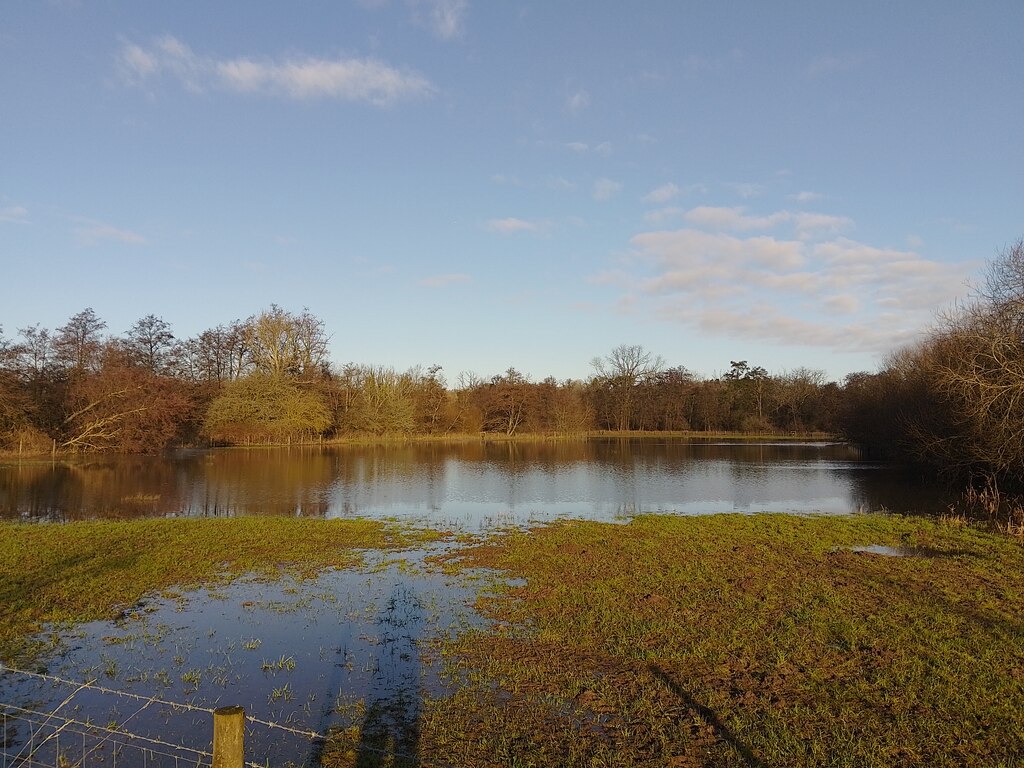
[681,206,852,238]
[643,183,680,204]
[605,226,970,356]
[119,35,434,105]
[566,89,590,114]
[788,190,823,203]
[74,221,147,246]
[824,294,859,314]
[593,178,622,202]
[792,212,853,236]
[486,217,540,234]
[0,205,29,224]
[684,206,789,231]
[420,272,471,287]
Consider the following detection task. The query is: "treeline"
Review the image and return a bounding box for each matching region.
[0,305,844,455]
[845,239,1024,490]
[4,238,1022,492]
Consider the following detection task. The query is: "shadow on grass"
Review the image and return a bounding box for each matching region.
[650,664,763,768]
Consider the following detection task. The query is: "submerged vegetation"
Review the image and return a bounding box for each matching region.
[0,517,438,663]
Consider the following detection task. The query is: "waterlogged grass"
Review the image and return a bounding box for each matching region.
[0,517,439,663]
[421,513,1024,767]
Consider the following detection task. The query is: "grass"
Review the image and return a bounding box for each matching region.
[6,511,1022,766]
[0,517,440,664]
[418,513,1024,767]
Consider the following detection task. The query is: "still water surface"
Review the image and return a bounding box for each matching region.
[0,438,948,528]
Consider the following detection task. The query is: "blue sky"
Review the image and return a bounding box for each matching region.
[2,1,1022,383]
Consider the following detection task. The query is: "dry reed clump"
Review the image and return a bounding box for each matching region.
[948,478,1024,539]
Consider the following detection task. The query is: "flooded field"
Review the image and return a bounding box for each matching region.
[1,546,484,766]
[0,440,966,766]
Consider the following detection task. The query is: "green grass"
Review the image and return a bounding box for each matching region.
[420,513,1024,767]
[6,512,1022,766]
[0,517,439,664]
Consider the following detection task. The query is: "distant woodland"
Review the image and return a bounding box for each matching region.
[2,239,1023,488]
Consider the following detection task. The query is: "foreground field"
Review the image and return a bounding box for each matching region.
[422,514,1024,767]
[0,517,439,663]
[2,514,1022,767]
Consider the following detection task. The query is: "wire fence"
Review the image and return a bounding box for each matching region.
[2,666,215,768]
[1,664,428,768]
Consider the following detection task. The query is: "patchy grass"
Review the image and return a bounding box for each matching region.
[420,513,1024,767]
[0,517,439,664]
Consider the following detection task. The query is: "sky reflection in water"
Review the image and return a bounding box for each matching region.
[0,439,949,527]
[1,548,482,766]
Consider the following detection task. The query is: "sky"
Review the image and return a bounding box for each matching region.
[2,2,1022,383]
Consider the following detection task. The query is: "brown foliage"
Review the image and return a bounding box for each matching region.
[62,364,195,453]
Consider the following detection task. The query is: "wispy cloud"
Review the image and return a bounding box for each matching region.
[643,206,686,225]
[73,220,147,246]
[0,205,29,224]
[593,178,622,202]
[414,0,469,40]
[566,89,590,114]
[788,190,823,203]
[564,140,612,156]
[683,206,852,238]
[118,35,434,105]
[546,175,575,191]
[486,217,542,234]
[420,272,471,287]
[725,182,764,199]
[642,183,680,204]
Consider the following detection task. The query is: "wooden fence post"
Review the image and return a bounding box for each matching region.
[213,705,245,768]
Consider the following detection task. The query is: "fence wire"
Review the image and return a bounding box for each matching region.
[1,664,443,768]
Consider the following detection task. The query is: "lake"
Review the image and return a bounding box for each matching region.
[0,438,949,528]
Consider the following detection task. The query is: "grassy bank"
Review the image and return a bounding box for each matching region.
[0,430,837,457]
[256,430,838,447]
[421,514,1024,767]
[0,517,439,664]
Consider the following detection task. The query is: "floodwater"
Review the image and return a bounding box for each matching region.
[1,548,485,767]
[0,438,950,528]
[0,439,953,765]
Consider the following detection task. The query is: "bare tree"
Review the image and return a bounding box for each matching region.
[859,239,1024,481]
[245,305,330,378]
[15,324,54,377]
[127,315,175,373]
[591,344,664,431]
[53,308,107,373]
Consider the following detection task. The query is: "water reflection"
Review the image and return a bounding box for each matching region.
[0,439,951,526]
[0,551,469,767]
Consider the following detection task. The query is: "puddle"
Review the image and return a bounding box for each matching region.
[0,546,490,767]
[839,544,968,558]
